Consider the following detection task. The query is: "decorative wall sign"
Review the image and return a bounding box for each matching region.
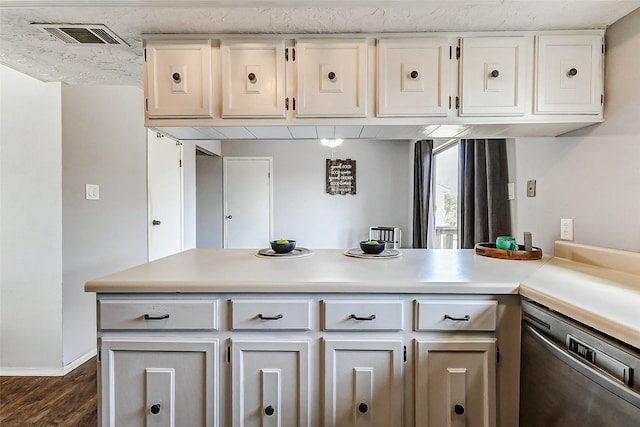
[326,158,356,195]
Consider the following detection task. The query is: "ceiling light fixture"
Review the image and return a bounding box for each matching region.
[321,138,344,148]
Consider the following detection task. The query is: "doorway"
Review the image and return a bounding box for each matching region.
[223,157,273,248]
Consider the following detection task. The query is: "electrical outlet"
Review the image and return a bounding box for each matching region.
[526,180,536,197]
[561,218,573,240]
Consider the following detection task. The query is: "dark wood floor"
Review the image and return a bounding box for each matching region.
[0,357,97,426]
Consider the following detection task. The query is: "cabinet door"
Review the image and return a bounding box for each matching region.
[99,337,218,427]
[221,40,286,118]
[415,338,496,427]
[459,37,532,116]
[231,339,309,427]
[535,34,603,114]
[323,339,403,427]
[145,40,213,118]
[377,38,451,117]
[296,40,367,117]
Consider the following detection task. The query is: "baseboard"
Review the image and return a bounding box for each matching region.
[0,348,96,377]
[63,348,97,375]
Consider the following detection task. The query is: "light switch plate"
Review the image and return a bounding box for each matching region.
[86,184,99,200]
[508,183,515,200]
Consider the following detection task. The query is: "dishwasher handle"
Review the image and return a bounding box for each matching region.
[523,323,640,408]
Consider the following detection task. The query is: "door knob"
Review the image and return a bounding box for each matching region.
[225,215,233,220]
[152,220,161,226]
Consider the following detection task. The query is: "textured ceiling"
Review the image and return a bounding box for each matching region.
[1,0,639,86]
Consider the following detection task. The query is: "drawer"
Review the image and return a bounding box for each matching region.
[98,299,218,331]
[322,300,404,331]
[415,300,497,331]
[231,299,311,330]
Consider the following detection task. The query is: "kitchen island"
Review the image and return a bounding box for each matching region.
[86,243,640,427]
[88,248,545,427]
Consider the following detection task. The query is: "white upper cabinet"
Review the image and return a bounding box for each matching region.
[459,36,532,116]
[145,40,213,118]
[295,40,367,117]
[221,40,287,118]
[535,34,603,114]
[377,38,451,117]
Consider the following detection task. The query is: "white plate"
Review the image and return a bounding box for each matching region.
[344,248,401,259]
[256,247,312,258]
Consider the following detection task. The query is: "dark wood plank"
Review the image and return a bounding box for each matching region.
[0,357,97,426]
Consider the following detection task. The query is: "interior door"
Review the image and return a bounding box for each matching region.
[223,157,272,248]
[148,130,183,261]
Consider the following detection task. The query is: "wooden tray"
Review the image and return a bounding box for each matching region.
[474,243,543,260]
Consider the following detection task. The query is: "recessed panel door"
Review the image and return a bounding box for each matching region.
[100,338,218,427]
[460,36,532,116]
[323,339,403,427]
[377,38,451,117]
[296,40,367,117]
[145,40,212,118]
[221,40,286,118]
[415,338,497,427]
[231,339,310,427]
[535,34,603,114]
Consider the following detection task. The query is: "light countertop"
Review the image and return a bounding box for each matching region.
[85,248,547,294]
[520,241,640,349]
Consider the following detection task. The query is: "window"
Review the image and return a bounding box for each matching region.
[432,140,459,249]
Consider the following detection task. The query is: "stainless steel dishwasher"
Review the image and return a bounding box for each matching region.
[520,299,640,427]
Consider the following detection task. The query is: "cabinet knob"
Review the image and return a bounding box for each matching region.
[328,71,336,80]
[225,215,233,220]
[264,405,275,416]
[567,68,578,77]
[150,403,162,415]
[410,70,419,79]
[454,404,465,415]
[152,220,161,226]
[248,72,256,82]
[358,402,368,413]
[490,69,499,78]
[172,72,181,82]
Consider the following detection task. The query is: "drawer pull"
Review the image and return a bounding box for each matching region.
[350,314,376,321]
[444,314,470,321]
[257,313,283,320]
[144,313,170,320]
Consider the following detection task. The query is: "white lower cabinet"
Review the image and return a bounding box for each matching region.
[414,338,497,427]
[99,337,218,427]
[97,295,512,427]
[231,339,310,427]
[322,339,404,427]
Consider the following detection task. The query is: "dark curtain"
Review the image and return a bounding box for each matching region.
[459,139,511,249]
[412,140,434,248]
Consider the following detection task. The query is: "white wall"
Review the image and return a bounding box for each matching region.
[196,153,223,248]
[222,139,412,249]
[0,65,64,374]
[61,84,148,367]
[512,8,640,254]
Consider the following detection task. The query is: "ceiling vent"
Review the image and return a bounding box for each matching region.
[32,23,128,46]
